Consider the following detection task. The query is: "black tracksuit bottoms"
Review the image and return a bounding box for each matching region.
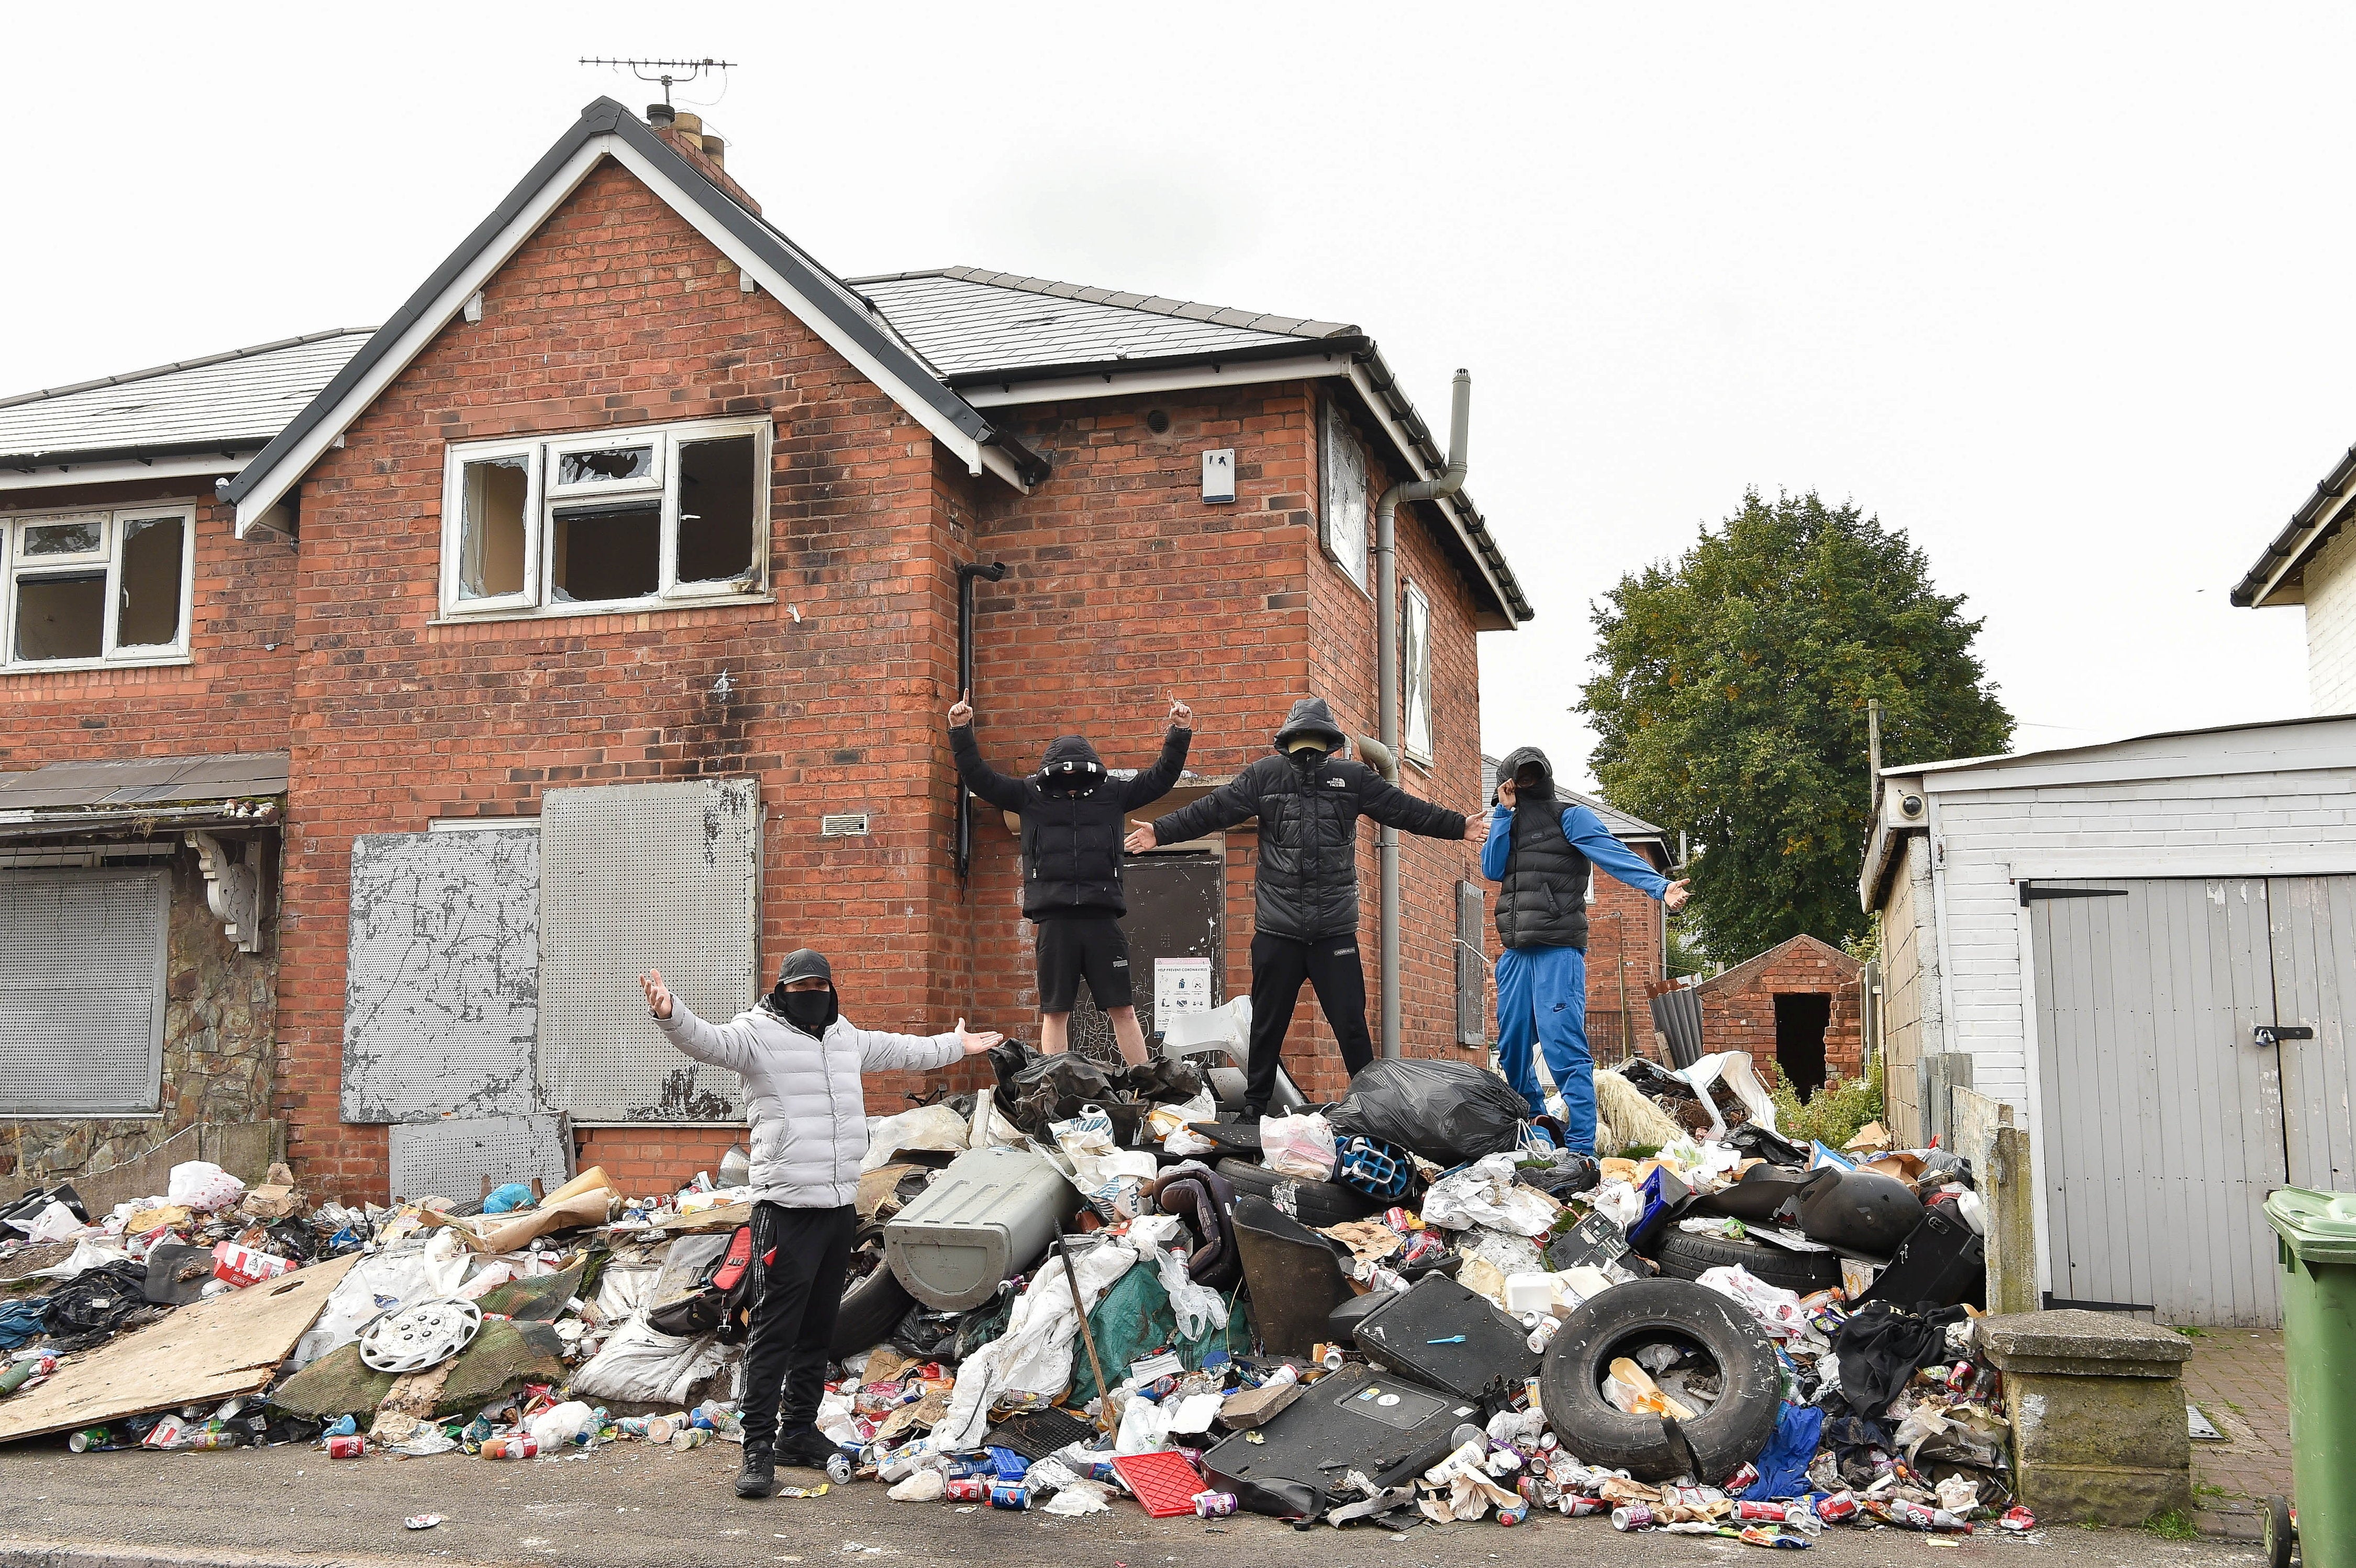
[741,1201,856,1452]
[1246,930,1375,1111]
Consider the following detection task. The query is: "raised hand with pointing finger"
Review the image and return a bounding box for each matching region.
[948,690,974,727]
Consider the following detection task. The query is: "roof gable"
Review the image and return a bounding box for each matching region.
[222,99,1041,534]
[1694,932,1859,995]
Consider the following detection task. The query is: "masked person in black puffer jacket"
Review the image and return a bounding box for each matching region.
[950,688,1192,1065]
[1128,696,1482,1113]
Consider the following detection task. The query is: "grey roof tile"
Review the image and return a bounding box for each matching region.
[0,751,289,811]
[0,331,372,464]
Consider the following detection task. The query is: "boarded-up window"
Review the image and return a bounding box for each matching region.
[1319,397,1368,591]
[1455,880,1486,1047]
[341,830,541,1123]
[0,867,168,1115]
[537,779,761,1122]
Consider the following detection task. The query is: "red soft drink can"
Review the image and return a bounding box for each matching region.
[1815,1491,1859,1523]
[944,1477,990,1503]
[1383,1206,1415,1233]
[326,1434,365,1459]
[1193,1491,1237,1518]
[1561,1495,1607,1517]
[1737,1500,1790,1522]
[1722,1462,1761,1493]
[1946,1361,1975,1395]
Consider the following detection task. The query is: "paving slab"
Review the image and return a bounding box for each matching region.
[2176,1326,2292,1541]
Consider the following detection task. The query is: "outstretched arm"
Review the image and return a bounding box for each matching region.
[948,693,1030,813]
[640,969,759,1074]
[1131,764,1262,851]
[1118,698,1194,809]
[1352,767,1471,841]
[1560,806,1685,908]
[853,1016,1005,1073]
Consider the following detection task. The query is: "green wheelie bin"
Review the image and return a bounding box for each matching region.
[2263,1187,2356,1568]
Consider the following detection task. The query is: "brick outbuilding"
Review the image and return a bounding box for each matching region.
[0,99,1534,1202]
[1692,933,1863,1098]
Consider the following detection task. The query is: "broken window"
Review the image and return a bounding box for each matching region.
[3,506,194,670]
[1320,396,1369,592]
[1402,579,1433,765]
[440,418,767,618]
[675,435,759,584]
[457,456,531,602]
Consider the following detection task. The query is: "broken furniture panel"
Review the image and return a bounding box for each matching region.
[341,829,541,1124]
[537,778,759,1123]
[387,1113,573,1203]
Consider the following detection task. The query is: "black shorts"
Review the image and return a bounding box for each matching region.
[1034,917,1133,1013]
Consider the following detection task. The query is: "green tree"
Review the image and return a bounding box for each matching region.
[1581,490,2010,957]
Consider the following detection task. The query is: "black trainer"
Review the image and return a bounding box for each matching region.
[735,1445,775,1498]
[773,1427,840,1470]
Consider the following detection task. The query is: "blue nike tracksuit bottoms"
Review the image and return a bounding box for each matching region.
[1494,942,1594,1150]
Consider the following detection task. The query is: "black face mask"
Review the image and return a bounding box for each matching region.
[777,986,838,1034]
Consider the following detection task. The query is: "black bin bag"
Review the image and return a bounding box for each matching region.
[1327,1059,1527,1166]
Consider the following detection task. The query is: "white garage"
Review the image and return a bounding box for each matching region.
[1860,715,2356,1327]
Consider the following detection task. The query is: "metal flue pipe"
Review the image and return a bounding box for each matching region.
[1374,369,1471,1057]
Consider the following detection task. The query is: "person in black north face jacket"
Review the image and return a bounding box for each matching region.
[1129,696,1480,1112]
[951,689,1192,1065]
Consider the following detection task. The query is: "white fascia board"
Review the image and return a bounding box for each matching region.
[2004,847,2356,879]
[602,140,996,485]
[2255,491,2352,607]
[960,353,1347,409]
[1920,742,2356,794]
[0,452,251,494]
[236,135,1009,536]
[976,443,1030,493]
[234,137,614,536]
[1343,361,1516,622]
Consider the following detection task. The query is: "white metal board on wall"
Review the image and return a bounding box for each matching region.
[341,830,541,1123]
[0,866,168,1116]
[388,1113,573,1202]
[537,779,760,1123]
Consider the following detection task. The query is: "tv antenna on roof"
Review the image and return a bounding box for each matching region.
[579,57,736,108]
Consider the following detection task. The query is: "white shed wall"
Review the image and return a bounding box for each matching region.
[2307,524,2356,715]
[1918,724,2356,1116]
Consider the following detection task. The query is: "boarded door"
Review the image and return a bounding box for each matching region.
[2031,878,2299,1326]
[537,779,760,1122]
[1070,852,1225,1056]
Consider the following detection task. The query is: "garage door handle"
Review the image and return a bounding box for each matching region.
[2253,1025,2315,1047]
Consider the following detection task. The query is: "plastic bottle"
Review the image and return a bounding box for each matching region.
[481,1436,538,1460]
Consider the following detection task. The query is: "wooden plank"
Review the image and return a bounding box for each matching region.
[2221,878,2285,1327]
[0,1254,356,1442]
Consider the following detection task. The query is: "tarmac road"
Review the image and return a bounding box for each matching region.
[0,1440,2263,1568]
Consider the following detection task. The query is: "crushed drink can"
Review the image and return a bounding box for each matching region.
[1383,1206,1416,1233]
[1737,1500,1793,1522]
[1611,1504,1655,1531]
[945,1477,990,1503]
[1398,1231,1448,1267]
[327,1434,366,1459]
[68,1428,110,1454]
[1193,1490,1238,1518]
[1722,1462,1761,1493]
[1890,1499,1969,1533]
[1999,1505,2036,1532]
[615,1417,653,1438]
[1496,1500,1529,1526]
[1814,1490,1860,1523]
[987,1480,1028,1509]
[1945,1361,1975,1395]
[826,1453,853,1485]
[1560,1495,1607,1517]
[671,1429,711,1452]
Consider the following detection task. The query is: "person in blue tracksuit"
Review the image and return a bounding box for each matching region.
[1480,747,1688,1150]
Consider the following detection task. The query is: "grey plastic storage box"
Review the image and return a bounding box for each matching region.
[882,1144,1082,1310]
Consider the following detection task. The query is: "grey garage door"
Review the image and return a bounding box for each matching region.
[2030,876,2356,1328]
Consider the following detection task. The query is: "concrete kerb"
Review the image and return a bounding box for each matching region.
[1,1548,426,1568]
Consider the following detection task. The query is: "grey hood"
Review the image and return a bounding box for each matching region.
[1494,746,1558,805]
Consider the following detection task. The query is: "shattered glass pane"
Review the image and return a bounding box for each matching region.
[550,500,660,604]
[675,435,760,585]
[23,520,102,557]
[558,445,653,486]
[458,458,529,599]
[117,515,185,647]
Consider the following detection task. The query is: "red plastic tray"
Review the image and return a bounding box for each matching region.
[1110,1449,1209,1518]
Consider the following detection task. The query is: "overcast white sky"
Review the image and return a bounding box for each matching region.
[6,5,2336,788]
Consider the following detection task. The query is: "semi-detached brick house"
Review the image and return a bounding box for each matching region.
[0,98,1540,1204]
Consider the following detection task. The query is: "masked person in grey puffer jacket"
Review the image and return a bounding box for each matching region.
[1127,696,1483,1113]
[638,950,1000,1499]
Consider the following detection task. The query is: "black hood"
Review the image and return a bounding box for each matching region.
[765,947,840,1032]
[1033,735,1105,790]
[1495,746,1557,805]
[1272,696,1346,752]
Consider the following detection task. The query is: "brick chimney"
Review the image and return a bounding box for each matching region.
[643,105,762,216]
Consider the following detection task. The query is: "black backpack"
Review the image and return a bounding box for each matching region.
[648,1224,768,1343]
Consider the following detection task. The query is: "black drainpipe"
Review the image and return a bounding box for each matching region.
[955,560,1008,881]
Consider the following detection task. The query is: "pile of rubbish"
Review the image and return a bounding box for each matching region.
[0,1004,2023,1543]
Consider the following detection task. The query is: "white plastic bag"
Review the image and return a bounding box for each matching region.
[1053,1106,1158,1220]
[1419,1153,1558,1236]
[1260,1111,1337,1181]
[527,1399,598,1449]
[1151,1246,1230,1341]
[571,1316,735,1406]
[931,1238,1139,1451]
[1694,1264,1809,1342]
[862,1103,971,1172]
[166,1161,246,1213]
[20,1203,91,1246]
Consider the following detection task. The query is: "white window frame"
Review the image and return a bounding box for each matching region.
[1,503,198,674]
[1319,396,1370,594]
[438,415,771,621]
[1402,578,1434,768]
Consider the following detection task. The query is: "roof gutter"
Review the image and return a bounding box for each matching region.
[942,335,1372,392]
[1376,368,1471,1060]
[3,438,266,472]
[2232,440,2356,607]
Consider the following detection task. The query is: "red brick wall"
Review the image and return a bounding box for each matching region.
[1583,873,1665,1061]
[1695,935,1864,1086]
[0,479,296,768]
[273,157,985,1201]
